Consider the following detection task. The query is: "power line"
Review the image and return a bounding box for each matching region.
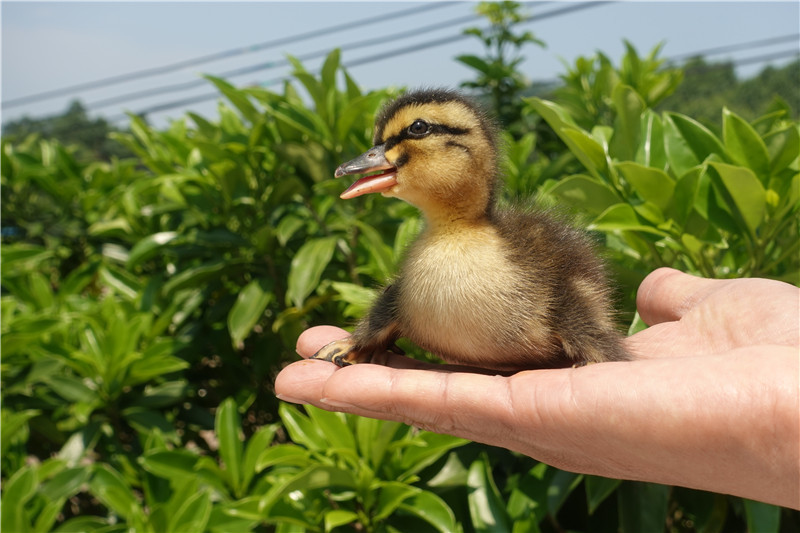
[7,0,796,128]
[108,47,799,127]
[82,7,495,111]
[103,1,612,123]
[667,33,799,63]
[85,1,563,112]
[1,2,457,110]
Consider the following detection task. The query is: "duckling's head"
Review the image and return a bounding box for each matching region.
[336,89,500,224]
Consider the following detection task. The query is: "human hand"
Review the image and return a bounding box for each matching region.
[275,268,800,509]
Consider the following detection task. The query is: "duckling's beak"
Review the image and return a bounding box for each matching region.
[335,144,398,199]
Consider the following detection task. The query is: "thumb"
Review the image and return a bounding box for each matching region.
[636,268,725,326]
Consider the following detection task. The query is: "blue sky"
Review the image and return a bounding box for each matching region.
[2,1,798,128]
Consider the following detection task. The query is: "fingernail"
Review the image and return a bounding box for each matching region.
[319,397,354,409]
[276,394,308,405]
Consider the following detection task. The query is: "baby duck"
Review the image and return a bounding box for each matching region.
[312,88,629,371]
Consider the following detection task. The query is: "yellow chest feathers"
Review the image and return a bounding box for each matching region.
[396,225,549,363]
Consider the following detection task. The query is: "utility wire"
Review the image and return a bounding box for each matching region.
[86,2,561,111]
[108,46,799,126]
[82,7,498,111]
[101,1,610,123]
[7,0,796,127]
[1,2,456,109]
[666,33,799,63]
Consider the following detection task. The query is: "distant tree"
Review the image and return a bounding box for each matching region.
[2,100,133,161]
[457,1,545,137]
[658,58,799,126]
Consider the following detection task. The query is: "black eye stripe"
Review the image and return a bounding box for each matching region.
[382,123,469,150]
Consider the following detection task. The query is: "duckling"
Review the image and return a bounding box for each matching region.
[312,88,629,371]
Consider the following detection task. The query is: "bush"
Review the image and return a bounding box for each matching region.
[2,40,798,533]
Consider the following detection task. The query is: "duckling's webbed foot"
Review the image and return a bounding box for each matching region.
[311,338,372,367]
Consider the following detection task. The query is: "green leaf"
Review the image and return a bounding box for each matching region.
[134,380,189,408]
[373,482,421,522]
[40,467,91,501]
[278,403,327,451]
[320,49,341,97]
[163,259,227,296]
[324,510,359,532]
[89,464,138,519]
[277,464,358,496]
[743,499,781,533]
[763,125,800,174]
[141,450,200,480]
[615,162,675,211]
[255,444,311,471]
[673,166,705,226]
[330,281,377,318]
[1,465,37,532]
[561,127,608,178]
[636,110,667,169]
[286,236,338,307]
[169,488,212,533]
[356,416,403,470]
[0,244,53,279]
[526,97,578,135]
[205,75,260,123]
[467,454,512,532]
[723,108,770,179]
[398,431,469,477]
[457,54,492,75]
[708,162,766,238]
[1,409,39,456]
[585,475,621,514]
[127,353,189,385]
[305,405,356,451]
[276,214,306,246]
[550,174,620,215]
[399,490,459,533]
[589,204,667,236]
[127,231,179,268]
[355,220,395,279]
[664,112,727,177]
[547,469,583,515]
[228,278,273,347]
[242,424,278,487]
[122,407,178,440]
[617,481,669,533]
[611,84,645,161]
[216,398,244,495]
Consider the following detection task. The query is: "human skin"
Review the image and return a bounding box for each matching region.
[274,268,800,509]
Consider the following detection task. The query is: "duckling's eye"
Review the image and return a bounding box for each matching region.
[408,120,431,136]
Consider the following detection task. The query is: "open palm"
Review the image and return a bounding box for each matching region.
[275,268,799,509]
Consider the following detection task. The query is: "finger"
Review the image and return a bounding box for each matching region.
[636,268,724,326]
[296,326,351,358]
[295,325,510,373]
[317,363,546,450]
[275,359,339,405]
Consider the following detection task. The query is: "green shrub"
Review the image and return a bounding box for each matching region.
[2,39,798,532]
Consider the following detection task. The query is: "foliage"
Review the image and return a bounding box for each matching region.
[553,41,683,131]
[458,1,545,136]
[527,93,799,287]
[3,42,799,533]
[658,58,800,126]
[2,101,134,161]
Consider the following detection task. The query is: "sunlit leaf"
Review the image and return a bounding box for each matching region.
[722,107,770,179]
[467,454,512,532]
[216,398,244,495]
[228,278,273,347]
[286,236,338,307]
